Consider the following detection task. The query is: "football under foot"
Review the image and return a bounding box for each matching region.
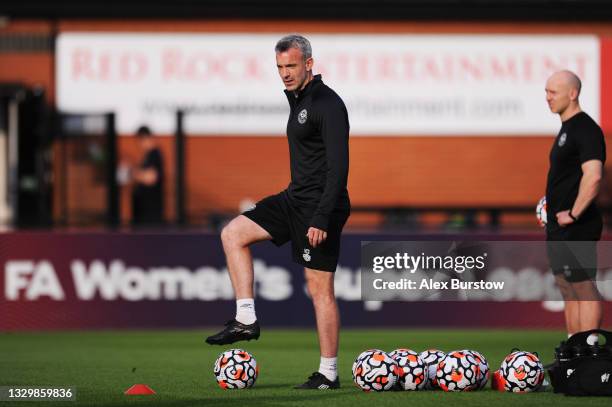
[294,372,340,390]
[205,319,260,345]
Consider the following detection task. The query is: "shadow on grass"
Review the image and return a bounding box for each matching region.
[248,383,300,389]
[100,388,356,407]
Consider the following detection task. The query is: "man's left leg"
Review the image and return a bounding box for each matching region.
[294,267,340,389]
[306,268,339,358]
[567,239,602,343]
[572,280,603,334]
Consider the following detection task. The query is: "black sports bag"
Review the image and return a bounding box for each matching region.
[548,329,612,396]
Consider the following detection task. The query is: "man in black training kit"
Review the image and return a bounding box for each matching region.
[545,70,606,345]
[206,35,350,389]
[130,125,164,226]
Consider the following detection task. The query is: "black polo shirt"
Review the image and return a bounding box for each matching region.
[546,111,605,236]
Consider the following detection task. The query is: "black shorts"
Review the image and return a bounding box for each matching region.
[546,218,601,283]
[242,191,349,272]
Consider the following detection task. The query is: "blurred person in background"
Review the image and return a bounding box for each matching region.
[544,70,606,343]
[206,34,350,390]
[129,125,165,226]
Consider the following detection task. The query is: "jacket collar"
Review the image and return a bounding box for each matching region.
[284,74,322,102]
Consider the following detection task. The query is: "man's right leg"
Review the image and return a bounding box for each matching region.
[222,215,272,299]
[205,215,272,345]
[555,275,580,336]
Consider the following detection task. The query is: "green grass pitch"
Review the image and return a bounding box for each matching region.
[1,328,610,406]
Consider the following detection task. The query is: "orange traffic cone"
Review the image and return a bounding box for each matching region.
[491,370,506,392]
[124,384,156,395]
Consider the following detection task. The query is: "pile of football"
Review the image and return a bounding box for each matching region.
[352,347,489,392]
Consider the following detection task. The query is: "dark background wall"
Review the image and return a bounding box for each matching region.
[3,2,612,226]
[3,0,612,21]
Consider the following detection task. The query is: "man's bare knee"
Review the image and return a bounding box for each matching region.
[221,217,252,249]
[305,269,335,303]
[309,286,335,302]
[221,215,271,250]
[555,276,577,300]
[221,222,241,249]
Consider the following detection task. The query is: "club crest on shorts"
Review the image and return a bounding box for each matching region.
[563,264,571,277]
[558,133,567,147]
[302,248,311,262]
[298,109,308,124]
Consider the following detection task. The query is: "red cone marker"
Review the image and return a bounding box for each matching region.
[124,384,156,395]
[491,370,505,392]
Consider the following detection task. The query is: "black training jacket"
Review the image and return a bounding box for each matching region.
[284,74,350,231]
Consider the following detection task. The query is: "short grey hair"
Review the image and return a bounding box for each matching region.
[275,34,312,60]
